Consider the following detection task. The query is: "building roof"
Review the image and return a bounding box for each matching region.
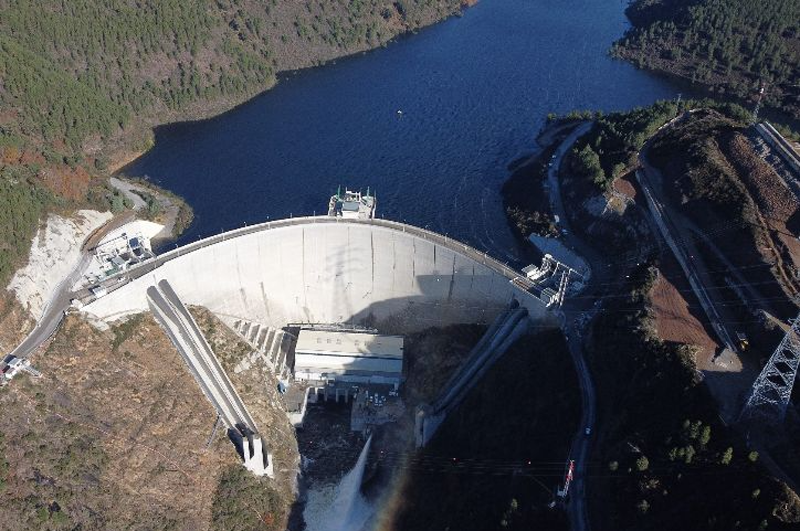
[295,330,403,359]
[294,355,403,377]
[527,234,590,277]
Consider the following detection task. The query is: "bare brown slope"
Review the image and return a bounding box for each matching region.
[648,110,800,321]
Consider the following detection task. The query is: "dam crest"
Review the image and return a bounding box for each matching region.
[82,216,558,332]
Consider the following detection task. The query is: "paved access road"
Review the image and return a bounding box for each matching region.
[109,177,147,211]
[8,252,95,360]
[8,212,140,361]
[564,315,596,531]
[542,120,597,531]
[546,122,594,236]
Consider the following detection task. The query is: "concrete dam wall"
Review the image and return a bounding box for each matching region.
[83,217,553,332]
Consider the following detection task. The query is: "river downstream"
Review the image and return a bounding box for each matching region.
[124,0,681,263]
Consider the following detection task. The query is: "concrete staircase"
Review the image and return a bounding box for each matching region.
[230,319,296,380]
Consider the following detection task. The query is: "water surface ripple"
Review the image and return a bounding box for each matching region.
[126,0,680,263]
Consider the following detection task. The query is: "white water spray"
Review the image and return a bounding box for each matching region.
[303,436,374,531]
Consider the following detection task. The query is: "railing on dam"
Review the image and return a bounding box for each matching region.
[85,216,535,300]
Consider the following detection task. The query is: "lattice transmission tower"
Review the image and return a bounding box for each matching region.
[741,314,800,424]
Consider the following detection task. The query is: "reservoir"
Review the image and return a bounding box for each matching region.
[124,0,680,264]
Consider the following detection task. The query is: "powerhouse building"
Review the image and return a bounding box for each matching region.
[293,330,403,386]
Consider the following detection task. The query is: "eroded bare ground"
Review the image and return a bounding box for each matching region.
[649,257,720,369]
[647,255,762,422]
[0,293,35,355]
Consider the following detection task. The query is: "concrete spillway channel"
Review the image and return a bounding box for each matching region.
[415,301,530,447]
[147,280,273,475]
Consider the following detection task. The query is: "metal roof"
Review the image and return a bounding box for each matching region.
[295,330,403,359]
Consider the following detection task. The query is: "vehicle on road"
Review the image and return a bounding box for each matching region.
[585,427,592,436]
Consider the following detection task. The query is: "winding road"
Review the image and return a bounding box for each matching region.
[8,252,94,360]
[543,121,597,531]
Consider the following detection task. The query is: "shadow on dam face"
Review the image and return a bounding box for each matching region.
[82,219,556,333]
[346,281,505,334]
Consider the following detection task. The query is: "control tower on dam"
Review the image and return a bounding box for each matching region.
[82,217,556,332]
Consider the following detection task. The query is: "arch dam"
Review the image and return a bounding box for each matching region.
[80,217,558,332]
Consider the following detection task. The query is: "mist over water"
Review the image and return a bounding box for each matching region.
[124,0,682,265]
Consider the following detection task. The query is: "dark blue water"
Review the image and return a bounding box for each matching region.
[125,0,681,264]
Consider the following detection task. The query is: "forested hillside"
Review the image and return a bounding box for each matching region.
[0,0,469,288]
[539,101,800,530]
[612,0,800,120]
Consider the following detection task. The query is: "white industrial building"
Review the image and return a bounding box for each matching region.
[293,330,403,386]
[96,219,163,257]
[83,220,164,284]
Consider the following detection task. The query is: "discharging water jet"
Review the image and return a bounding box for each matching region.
[303,435,374,531]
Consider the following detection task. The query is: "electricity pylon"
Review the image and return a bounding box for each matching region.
[740,314,800,424]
